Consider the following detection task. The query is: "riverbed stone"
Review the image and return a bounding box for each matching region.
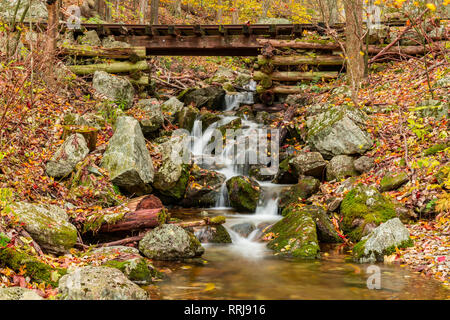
[139,224,204,261]
[278,177,320,210]
[101,116,154,195]
[180,166,226,208]
[306,105,373,159]
[9,202,77,255]
[290,151,327,179]
[153,133,191,201]
[0,287,43,300]
[135,99,164,134]
[266,207,320,259]
[58,266,148,300]
[380,171,409,192]
[353,218,413,263]
[93,71,135,109]
[226,176,261,213]
[46,133,89,178]
[182,86,226,110]
[326,155,358,181]
[192,225,232,244]
[230,222,256,238]
[340,184,397,242]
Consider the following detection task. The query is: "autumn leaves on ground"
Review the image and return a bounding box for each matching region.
[0,0,449,300]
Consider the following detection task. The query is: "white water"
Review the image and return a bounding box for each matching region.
[188,110,291,258]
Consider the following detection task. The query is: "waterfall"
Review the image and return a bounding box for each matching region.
[224,92,255,111]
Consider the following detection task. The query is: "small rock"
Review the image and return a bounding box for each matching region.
[193,225,232,243]
[135,99,164,134]
[290,152,327,179]
[230,222,256,238]
[380,171,409,192]
[354,156,375,173]
[326,155,358,181]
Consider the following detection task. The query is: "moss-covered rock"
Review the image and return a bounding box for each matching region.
[278,177,320,210]
[199,111,221,130]
[226,176,261,213]
[139,224,204,261]
[182,86,226,110]
[135,99,164,134]
[92,71,134,109]
[230,222,256,238]
[380,171,409,192]
[272,155,297,184]
[341,184,397,242]
[352,218,413,263]
[290,151,327,179]
[102,257,158,285]
[265,207,320,259]
[423,142,449,156]
[192,225,232,244]
[9,202,77,255]
[326,155,358,181]
[161,97,184,123]
[177,105,200,132]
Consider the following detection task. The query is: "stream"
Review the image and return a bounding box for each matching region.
[148,92,448,300]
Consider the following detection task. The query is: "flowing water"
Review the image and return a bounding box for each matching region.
[148,97,449,300]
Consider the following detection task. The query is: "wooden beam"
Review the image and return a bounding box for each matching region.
[60,45,146,59]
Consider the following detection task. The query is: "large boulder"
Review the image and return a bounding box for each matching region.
[182,86,226,110]
[177,105,200,132]
[101,116,154,195]
[353,218,413,263]
[0,0,47,21]
[413,99,448,120]
[92,71,135,109]
[192,225,232,244]
[306,105,373,159]
[278,177,320,210]
[340,184,397,242]
[326,155,358,181]
[153,134,190,201]
[305,205,342,243]
[46,134,89,178]
[180,166,226,208]
[226,176,261,213]
[290,151,327,179]
[161,97,184,122]
[380,171,409,192]
[135,99,164,135]
[0,287,43,300]
[139,224,204,260]
[265,207,320,259]
[9,202,77,255]
[58,266,148,300]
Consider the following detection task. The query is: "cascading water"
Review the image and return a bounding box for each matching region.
[188,101,291,257]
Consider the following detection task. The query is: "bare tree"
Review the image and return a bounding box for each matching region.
[262,0,271,19]
[46,0,59,56]
[139,0,148,23]
[343,0,364,104]
[150,0,160,24]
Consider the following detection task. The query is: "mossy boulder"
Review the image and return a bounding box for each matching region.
[180,166,226,208]
[192,225,232,244]
[46,133,89,179]
[101,116,154,195]
[272,155,297,184]
[354,156,375,173]
[306,205,342,243]
[161,97,184,123]
[380,171,409,192]
[0,0,48,22]
[9,202,77,255]
[182,86,226,110]
[139,224,204,261]
[199,111,221,130]
[423,142,449,156]
[341,184,397,242]
[0,287,43,300]
[135,99,164,134]
[153,134,191,201]
[226,176,261,213]
[78,30,101,46]
[352,218,413,263]
[326,155,358,181]
[102,257,157,285]
[265,207,320,259]
[306,105,373,159]
[58,266,148,300]
[92,71,134,109]
[413,99,449,120]
[278,177,320,210]
[177,105,200,131]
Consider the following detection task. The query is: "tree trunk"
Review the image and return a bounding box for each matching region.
[46,1,58,56]
[343,0,364,103]
[150,0,160,24]
[69,60,149,75]
[60,45,146,60]
[139,0,148,23]
[217,0,223,23]
[278,105,296,145]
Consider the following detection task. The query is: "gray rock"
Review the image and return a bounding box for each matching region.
[230,222,256,238]
[161,97,184,122]
[326,155,358,181]
[278,177,320,210]
[306,105,373,159]
[46,134,89,178]
[135,99,164,134]
[380,171,409,192]
[290,151,327,179]
[63,112,103,129]
[58,266,148,300]
[78,30,101,46]
[9,202,77,255]
[177,105,200,131]
[153,133,190,200]
[101,35,131,48]
[0,287,43,300]
[93,71,135,109]
[0,0,47,21]
[101,116,154,195]
[354,156,375,173]
[90,246,140,256]
[193,225,232,243]
[353,218,412,263]
[139,224,204,260]
[285,94,312,107]
[182,86,226,110]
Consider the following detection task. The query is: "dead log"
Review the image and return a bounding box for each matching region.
[254,71,338,82]
[278,105,296,144]
[257,39,341,50]
[258,54,344,66]
[98,208,168,233]
[273,86,304,94]
[169,216,226,228]
[68,60,149,75]
[60,45,146,60]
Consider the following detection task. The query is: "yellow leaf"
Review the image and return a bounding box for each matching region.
[204,283,215,291]
[426,3,437,11]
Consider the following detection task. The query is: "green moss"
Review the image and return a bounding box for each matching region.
[226,176,261,212]
[353,238,414,262]
[210,225,232,243]
[380,172,409,192]
[423,143,449,156]
[0,247,66,286]
[341,184,396,242]
[383,238,414,256]
[352,239,368,259]
[210,215,226,224]
[103,258,154,283]
[160,164,190,200]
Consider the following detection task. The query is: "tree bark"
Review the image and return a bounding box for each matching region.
[46,0,58,56]
[150,0,160,24]
[139,0,148,23]
[278,105,296,145]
